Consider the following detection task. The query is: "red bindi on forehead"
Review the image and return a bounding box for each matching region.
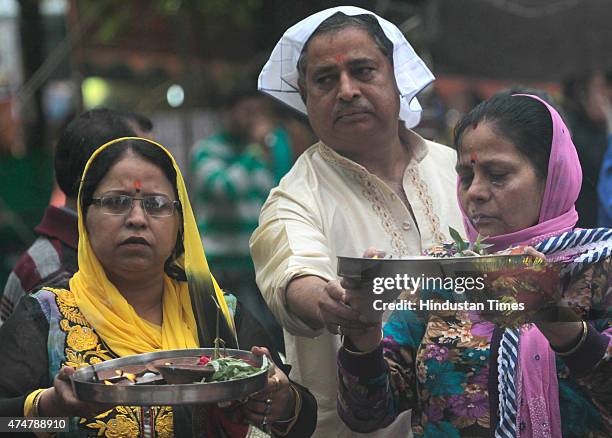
[133,179,142,192]
[334,54,344,64]
[470,150,478,165]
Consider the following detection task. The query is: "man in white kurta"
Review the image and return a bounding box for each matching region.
[250,6,463,437]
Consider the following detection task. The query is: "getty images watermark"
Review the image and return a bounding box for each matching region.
[370,273,525,312]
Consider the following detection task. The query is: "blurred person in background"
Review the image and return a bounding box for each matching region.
[251,7,463,436]
[0,108,153,326]
[190,86,293,354]
[597,71,612,227]
[563,71,609,228]
[269,100,317,162]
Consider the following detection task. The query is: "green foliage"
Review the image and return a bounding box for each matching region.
[470,234,493,255]
[207,356,263,382]
[449,226,468,252]
[78,0,131,44]
[77,0,263,43]
[448,226,492,256]
[205,291,264,383]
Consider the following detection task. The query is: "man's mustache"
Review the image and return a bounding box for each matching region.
[333,102,374,120]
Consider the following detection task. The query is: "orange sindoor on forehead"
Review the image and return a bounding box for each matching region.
[470,150,478,166]
[468,121,478,165]
[335,54,344,64]
[133,180,142,193]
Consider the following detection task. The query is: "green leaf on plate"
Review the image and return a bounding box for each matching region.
[449,226,468,252]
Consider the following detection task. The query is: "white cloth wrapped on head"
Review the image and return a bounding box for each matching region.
[258,5,435,128]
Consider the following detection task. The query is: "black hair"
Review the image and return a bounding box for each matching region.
[494,86,556,106]
[453,94,553,180]
[80,139,185,279]
[494,86,569,123]
[54,108,154,198]
[116,109,154,132]
[297,12,394,87]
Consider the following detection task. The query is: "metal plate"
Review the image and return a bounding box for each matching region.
[337,254,541,322]
[71,348,268,406]
[337,254,535,281]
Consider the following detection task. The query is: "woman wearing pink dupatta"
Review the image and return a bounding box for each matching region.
[335,93,611,437]
[458,93,610,438]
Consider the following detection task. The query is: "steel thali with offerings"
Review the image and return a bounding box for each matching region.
[71,348,269,406]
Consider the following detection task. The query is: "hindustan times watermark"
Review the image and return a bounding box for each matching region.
[372,298,525,312]
[369,274,525,314]
[359,272,605,324]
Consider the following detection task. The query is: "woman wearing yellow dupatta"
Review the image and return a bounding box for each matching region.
[0,137,316,437]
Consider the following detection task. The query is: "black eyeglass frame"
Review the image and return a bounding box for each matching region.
[91,195,181,217]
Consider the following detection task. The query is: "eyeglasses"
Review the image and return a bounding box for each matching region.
[91,195,180,218]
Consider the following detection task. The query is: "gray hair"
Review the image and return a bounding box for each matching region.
[296,12,394,89]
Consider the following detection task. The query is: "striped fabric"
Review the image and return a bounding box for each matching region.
[538,228,612,276]
[0,206,78,326]
[190,130,292,270]
[0,237,63,326]
[494,227,612,437]
[496,328,520,438]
